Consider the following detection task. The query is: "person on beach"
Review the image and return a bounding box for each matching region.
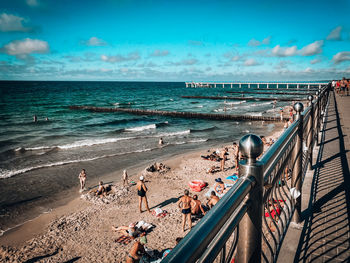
[112,223,137,237]
[214,178,226,195]
[279,107,283,121]
[33,115,37,122]
[123,169,128,187]
[126,236,147,263]
[159,137,164,145]
[78,169,87,192]
[177,189,195,232]
[96,181,106,197]
[137,176,151,213]
[220,148,227,171]
[233,142,240,171]
[191,195,206,216]
[207,191,220,208]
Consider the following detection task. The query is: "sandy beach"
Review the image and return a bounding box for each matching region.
[0,128,283,263]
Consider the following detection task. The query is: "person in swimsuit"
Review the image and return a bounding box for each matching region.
[136,176,151,213]
[125,239,146,263]
[123,169,128,187]
[191,195,206,216]
[207,191,220,208]
[233,142,240,171]
[177,189,195,232]
[95,181,106,197]
[78,169,86,192]
[214,178,226,195]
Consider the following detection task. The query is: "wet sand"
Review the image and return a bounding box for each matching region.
[0,129,283,262]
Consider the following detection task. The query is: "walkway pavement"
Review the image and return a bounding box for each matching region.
[278,90,350,262]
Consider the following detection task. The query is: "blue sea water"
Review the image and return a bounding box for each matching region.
[0,81,310,179]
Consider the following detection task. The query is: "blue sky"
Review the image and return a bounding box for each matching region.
[0,0,349,81]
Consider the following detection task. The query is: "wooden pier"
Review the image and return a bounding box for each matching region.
[181,95,306,101]
[69,105,287,122]
[185,82,328,89]
[226,91,314,96]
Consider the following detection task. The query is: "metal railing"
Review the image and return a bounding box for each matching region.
[162,84,331,263]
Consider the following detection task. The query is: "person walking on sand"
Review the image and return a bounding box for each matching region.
[220,148,227,171]
[177,189,195,232]
[78,169,86,192]
[233,142,240,171]
[123,169,128,187]
[137,176,151,213]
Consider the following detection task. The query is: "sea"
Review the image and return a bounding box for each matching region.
[0,81,313,235]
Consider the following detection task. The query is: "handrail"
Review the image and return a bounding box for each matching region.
[163,83,331,263]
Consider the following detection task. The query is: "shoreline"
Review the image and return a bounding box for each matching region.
[0,126,284,262]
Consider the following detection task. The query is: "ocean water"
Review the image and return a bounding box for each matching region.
[0,81,309,179]
[0,81,313,233]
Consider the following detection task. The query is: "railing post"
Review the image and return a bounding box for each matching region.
[307,95,314,170]
[236,134,264,263]
[292,102,304,224]
[315,91,320,145]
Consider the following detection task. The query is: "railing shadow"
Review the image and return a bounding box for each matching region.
[294,91,350,262]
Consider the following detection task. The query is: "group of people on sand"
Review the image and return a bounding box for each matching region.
[202,143,240,173]
[177,189,219,232]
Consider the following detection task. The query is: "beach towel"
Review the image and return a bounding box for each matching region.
[226,174,238,182]
[152,208,167,218]
[115,235,133,245]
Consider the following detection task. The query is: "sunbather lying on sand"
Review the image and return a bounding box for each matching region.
[112,223,137,237]
[112,221,154,237]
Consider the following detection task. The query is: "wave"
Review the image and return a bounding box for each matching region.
[16,137,136,152]
[86,117,144,127]
[125,124,156,132]
[190,127,216,133]
[0,147,155,179]
[225,100,246,105]
[156,121,169,128]
[158,130,190,137]
[188,138,208,143]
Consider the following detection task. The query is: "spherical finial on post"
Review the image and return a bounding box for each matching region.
[294,102,304,114]
[239,134,263,164]
[307,95,313,102]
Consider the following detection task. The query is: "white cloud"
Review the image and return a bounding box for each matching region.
[0,13,31,32]
[272,45,297,57]
[86,37,107,46]
[231,55,241,61]
[332,51,350,64]
[244,58,260,66]
[150,50,169,57]
[310,58,321,64]
[26,0,39,7]
[300,40,323,56]
[304,67,313,73]
[248,39,261,47]
[262,36,271,45]
[169,59,198,66]
[248,36,271,46]
[327,26,342,41]
[101,52,140,63]
[2,38,49,59]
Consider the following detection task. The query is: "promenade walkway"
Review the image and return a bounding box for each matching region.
[278,90,350,262]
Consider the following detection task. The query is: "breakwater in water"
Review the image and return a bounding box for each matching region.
[69,105,287,121]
